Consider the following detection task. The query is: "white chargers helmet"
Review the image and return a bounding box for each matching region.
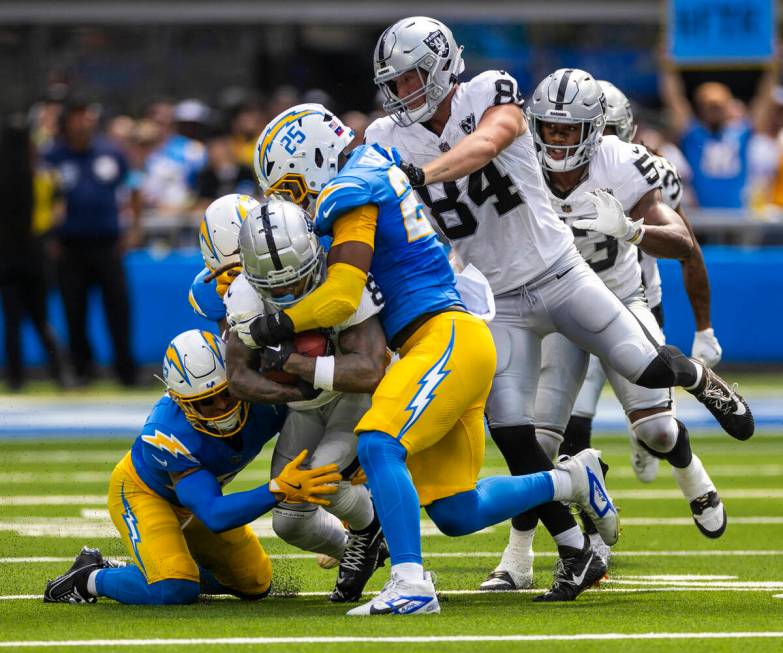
[527,68,606,172]
[373,16,465,126]
[162,329,249,438]
[253,103,354,213]
[238,198,324,309]
[598,80,637,143]
[199,194,260,271]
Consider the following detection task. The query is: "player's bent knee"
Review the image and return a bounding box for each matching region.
[272,506,319,547]
[635,345,695,389]
[425,493,479,537]
[150,578,200,605]
[631,412,678,454]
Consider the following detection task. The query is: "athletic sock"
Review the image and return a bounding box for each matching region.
[392,562,425,582]
[87,569,100,596]
[357,431,422,565]
[548,469,573,502]
[553,524,584,551]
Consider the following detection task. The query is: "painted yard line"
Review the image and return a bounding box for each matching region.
[3,588,783,603]
[0,495,106,506]
[3,550,783,564]
[2,632,783,648]
[613,489,783,500]
[622,516,783,526]
[606,579,783,589]
[480,464,783,479]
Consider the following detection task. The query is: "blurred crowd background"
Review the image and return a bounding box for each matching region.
[1,0,782,389]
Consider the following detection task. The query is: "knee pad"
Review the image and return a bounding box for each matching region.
[272,506,346,558]
[631,411,678,454]
[561,416,592,458]
[636,345,697,390]
[535,428,563,462]
[149,578,200,605]
[324,481,374,529]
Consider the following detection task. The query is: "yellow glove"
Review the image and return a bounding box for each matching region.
[215,268,240,298]
[350,467,368,486]
[269,449,341,506]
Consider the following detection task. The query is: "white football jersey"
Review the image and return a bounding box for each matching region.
[545,136,663,301]
[365,70,574,295]
[638,154,684,309]
[224,273,383,411]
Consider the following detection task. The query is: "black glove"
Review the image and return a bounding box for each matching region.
[399,160,426,188]
[261,340,297,371]
[249,311,295,347]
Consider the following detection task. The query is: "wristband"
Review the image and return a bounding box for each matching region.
[313,356,335,391]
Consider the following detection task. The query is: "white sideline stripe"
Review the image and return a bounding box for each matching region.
[1,632,783,647]
[613,489,783,500]
[0,496,106,505]
[5,550,783,564]
[622,517,783,526]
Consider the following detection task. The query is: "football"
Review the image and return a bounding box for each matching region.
[262,330,331,385]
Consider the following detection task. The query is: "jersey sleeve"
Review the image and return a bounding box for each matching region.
[467,70,525,119]
[654,155,684,210]
[189,268,227,322]
[364,117,397,148]
[336,272,385,330]
[314,175,375,235]
[139,426,202,474]
[610,140,664,208]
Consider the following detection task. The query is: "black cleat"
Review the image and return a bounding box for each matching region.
[44,546,103,603]
[689,368,754,441]
[329,515,384,603]
[690,491,728,539]
[533,536,606,602]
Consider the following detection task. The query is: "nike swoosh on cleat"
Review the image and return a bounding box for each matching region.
[570,554,593,586]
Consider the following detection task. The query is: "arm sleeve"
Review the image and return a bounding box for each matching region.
[189,268,227,322]
[284,206,377,331]
[175,468,278,533]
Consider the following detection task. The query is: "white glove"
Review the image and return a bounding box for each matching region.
[691,328,722,368]
[228,310,262,349]
[574,189,644,243]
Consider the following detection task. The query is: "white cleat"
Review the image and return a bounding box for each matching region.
[671,454,727,539]
[346,571,439,616]
[557,449,619,546]
[588,532,612,567]
[479,546,533,590]
[629,434,659,483]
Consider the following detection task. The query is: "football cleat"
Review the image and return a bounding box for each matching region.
[330,516,385,602]
[44,546,103,604]
[689,491,728,539]
[629,433,659,483]
[479,545,534,591]
[557,449,619,545]
[346,571,439,616]
[533,536,606,602]
[689,367,754,441]
[588,532,612,567]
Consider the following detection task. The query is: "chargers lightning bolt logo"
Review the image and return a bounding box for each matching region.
[120,483,146,574]
[398,322,455,439]
[141,430,198,462]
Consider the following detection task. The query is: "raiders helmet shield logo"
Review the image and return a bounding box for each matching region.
[423,30,450,57]
[459,113,476,135]
[439,141,451,152]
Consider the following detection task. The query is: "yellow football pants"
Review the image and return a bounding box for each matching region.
[108,453,272,596]
[355,311,496,505]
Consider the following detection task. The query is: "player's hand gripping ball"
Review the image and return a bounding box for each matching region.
[262,330,332,385]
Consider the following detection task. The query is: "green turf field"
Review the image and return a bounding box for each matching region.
[1,387,782,651]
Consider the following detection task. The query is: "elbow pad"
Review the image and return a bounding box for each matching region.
[286,262,367,331]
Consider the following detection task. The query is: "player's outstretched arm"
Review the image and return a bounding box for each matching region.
[629,189,694,259]
[283,315,388,394]
[173,452,341,532]
[406,104,525,186]
[225,330,313,404]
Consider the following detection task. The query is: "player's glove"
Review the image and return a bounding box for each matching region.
[228,310,263,349]
[262,341,297,371]
[269,449,341,506]
[215,268,240,298]
[248,311,295,348]
[691,328,722,368]
[399,160,426,188]
[575,189,645,244]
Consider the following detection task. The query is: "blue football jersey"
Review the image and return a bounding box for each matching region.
[189,268,227,322]
[130,395,286,505]
[314,144,462,342]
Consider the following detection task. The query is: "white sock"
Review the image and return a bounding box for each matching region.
[684,361,704,391]
[671,454,714,502]
[392,562,425,582]
[508,525,535,552]
[553,524,584,551]
[548,469,572,502]
[87,569,100,596]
